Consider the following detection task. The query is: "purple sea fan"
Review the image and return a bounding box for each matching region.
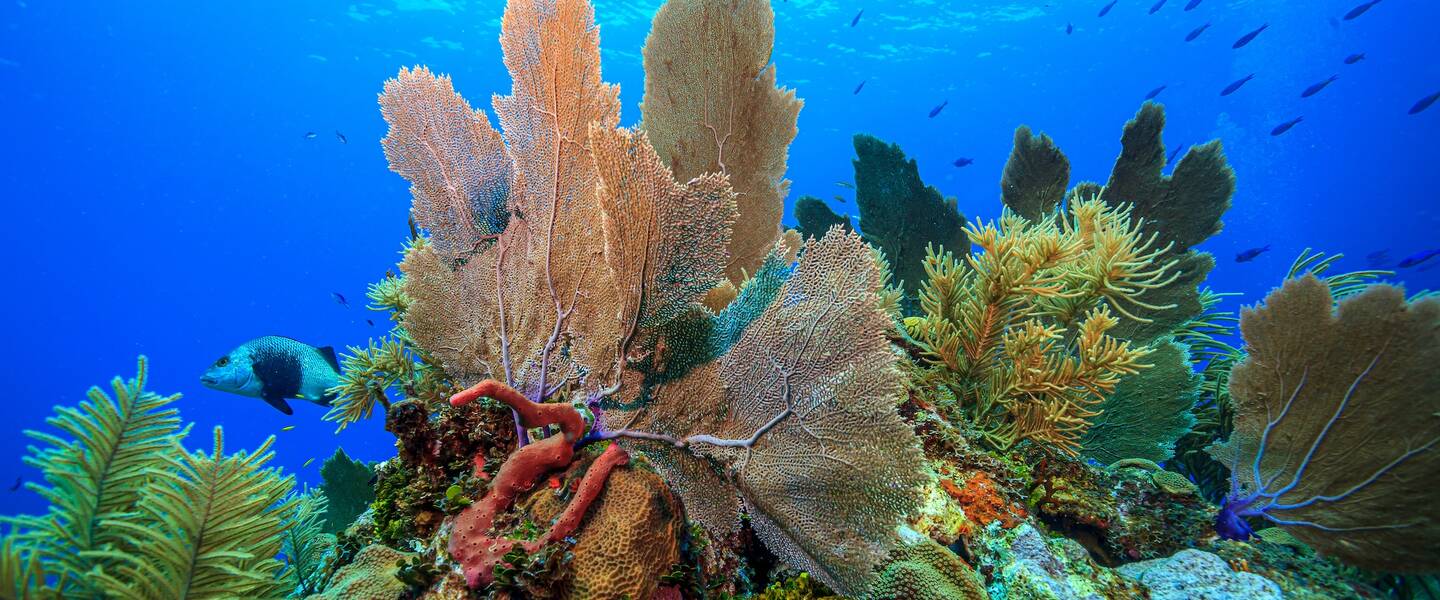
[1206,275,1440,572]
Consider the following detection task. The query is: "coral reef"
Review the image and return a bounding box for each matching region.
[4,356,183,597]
[281,491,338,596]
[1206,275,1440,571]
[606,230,927,595]
[640,0,802,287]
[3,357,307,599]
[1028,449,1211,565]
[94,427,296,599]
[972,523,1145,599]
[852,133,967,305]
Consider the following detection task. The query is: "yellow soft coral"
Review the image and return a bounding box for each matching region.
[906,196,1165,455]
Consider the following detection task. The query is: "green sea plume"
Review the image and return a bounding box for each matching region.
[3,355,184,597]
[2,357,309,599]
[93,427,296,599]
[280,491,337,597]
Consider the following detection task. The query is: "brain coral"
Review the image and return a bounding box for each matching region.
[526,463,682,599]
[305,544,411,600]
[869,539,988,600]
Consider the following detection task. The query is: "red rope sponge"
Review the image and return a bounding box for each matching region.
[447,379,629,588]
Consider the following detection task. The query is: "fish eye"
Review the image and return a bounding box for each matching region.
[215,356,229,367]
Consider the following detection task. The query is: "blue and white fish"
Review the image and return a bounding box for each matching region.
[201,336,341,415]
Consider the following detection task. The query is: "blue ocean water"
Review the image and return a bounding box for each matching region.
[0,0,1436,522]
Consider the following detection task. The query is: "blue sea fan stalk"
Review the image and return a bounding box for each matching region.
[1206,275,1440,572]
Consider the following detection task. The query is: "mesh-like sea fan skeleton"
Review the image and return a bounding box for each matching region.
[379,0,924,593]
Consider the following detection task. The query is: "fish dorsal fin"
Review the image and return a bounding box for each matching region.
[317,346,340,372]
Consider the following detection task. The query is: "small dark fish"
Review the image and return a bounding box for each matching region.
[928,100,949,118]
[1145,85,1168,100]
[366,319,376,327]
[1343,0,1382,21]
[303,131,318,140]
[1409,91,1440,115]
[1344,52,1366,65]
[335,130,348,144]
[332,292,349,307]
[851,9,863,27]
[9,477,21,492]
[1301,75,1339,98]
[1235,245,1271,263]
[1398,249,1440,269]
[1232,23,1268,49]
[853,80,866,95]
[1149,0,1166,14]
[1185,21,1211,42]
[1184,0,1201,10]
[1098,0,1117,17]
[1270,116,1304,136]
[1366,249,1391,268]
[835,181,855,190]
[1066,22,1074,35]
[1168,143,1186,163]
[408,215,421,241]
[1220,73,1255,96]
[953,157,974,168]
[833,194,847,203]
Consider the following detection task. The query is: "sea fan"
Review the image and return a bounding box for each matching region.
[1207,275,1440,571]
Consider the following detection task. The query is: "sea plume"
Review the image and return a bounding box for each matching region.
[1207,275,1440,571]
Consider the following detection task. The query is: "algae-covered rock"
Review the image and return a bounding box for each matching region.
[1117,549,1281,599]
[974,524,1143,600]
[794,195,852,241]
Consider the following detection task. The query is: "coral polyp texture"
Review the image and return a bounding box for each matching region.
[1207,275,1440,571]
